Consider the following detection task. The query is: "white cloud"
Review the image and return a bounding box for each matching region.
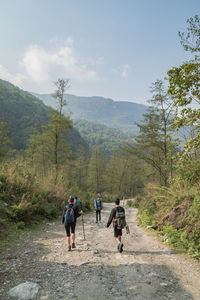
[112,63,131,78]
[0,64,25,86]
[20,41,99,83]
[97,57,104,65]
[121,64,131,78]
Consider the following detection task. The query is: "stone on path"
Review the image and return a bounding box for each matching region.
[8,281,40,299]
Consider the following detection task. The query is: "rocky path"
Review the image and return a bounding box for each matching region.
[1,203,200,300]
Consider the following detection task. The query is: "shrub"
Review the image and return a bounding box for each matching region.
[16,221,25,229]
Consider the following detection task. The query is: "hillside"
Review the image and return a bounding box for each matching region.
[0,79,88,153]
[34,93,148,133]
[74,119,134,156]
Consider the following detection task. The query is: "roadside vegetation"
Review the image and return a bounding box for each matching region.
[127,15,200,259]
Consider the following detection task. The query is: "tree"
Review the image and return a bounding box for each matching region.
[53,78,70,116]
[26,79,72,184]
[167,15,200,185]
[0,121,11,160]
[168,15,200,154]
[126,80,178,185]
[178,15,200,55]
[87,146,105,193]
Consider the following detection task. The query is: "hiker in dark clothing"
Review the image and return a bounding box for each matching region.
[94,194,103,223]
[62,197,83,251]
[106,198,126,253]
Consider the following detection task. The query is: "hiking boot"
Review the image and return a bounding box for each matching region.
[72,243,76,248]
[68,245,71,251]
[117,243,120,252]
[119,243,124,253]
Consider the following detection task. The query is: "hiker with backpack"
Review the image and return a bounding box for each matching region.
[106,198,126,253]
[94,194,103,223]
[62,197,83,251]
[74,196,81,208]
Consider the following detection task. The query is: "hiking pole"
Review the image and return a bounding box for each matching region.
[82,214,86,240]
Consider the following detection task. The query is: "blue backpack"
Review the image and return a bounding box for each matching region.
[64,205,75,224]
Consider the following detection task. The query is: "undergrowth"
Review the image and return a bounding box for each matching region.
[128,184,200,260]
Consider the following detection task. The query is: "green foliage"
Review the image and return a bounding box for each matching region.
[127,194,143,208]
[137,209,154,227]
[0,121,12,160]
[176,155,200,186]
[16,221,25,229]
[0,79,50,150]
[126,80,178,186]
[74,119,133,156]
[162,223,183,247]
[136,182,200,259]
[87,146,105,193]
[193,194,200,214]
[0,79,88,155]
[178,14,200,54]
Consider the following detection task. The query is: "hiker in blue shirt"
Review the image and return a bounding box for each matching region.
[62,197,83,251]
[74,196,82,209]
[94,194,103,223]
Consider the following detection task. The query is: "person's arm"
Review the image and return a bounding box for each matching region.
[75,206,82,219]
[106,208,115,228]
[94,199,97,209]
[62,206,67,223]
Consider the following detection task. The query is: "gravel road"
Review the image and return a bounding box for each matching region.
[0,203,200,300]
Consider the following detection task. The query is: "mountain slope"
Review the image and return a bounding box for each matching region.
[74,119,134,156]
[0,79,88,153]
[34,93,148,133]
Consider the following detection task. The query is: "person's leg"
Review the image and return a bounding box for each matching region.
[67,236,71,246]
[118,232,123,253]
[114,228,120,250]
[99,210,101,222]
[96,210,98,223]
[114,229,123,252]
[71,223,76,248]
[65,224,71,251]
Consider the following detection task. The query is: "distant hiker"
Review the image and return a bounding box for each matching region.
[106,198,126,253]
[74,196,82,209]
[94,194,103,223]
[62,197,83,251]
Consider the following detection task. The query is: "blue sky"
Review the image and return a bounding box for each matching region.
[0,0,199,104]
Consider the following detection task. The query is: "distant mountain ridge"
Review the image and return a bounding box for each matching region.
[33,93,148,133]
[0,79,88,153]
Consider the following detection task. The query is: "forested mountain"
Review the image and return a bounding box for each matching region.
[0,79,88,153]
[34,93,148,133]
[74,119,134,156]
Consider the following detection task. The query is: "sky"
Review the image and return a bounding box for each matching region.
[0,0,199,104]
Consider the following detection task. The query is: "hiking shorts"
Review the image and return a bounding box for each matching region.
[114,227,122,238]
[65,222,76,237]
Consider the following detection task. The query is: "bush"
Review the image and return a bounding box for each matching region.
[16,221,25,229]
[137,209,155,227]
[162,223,183,247]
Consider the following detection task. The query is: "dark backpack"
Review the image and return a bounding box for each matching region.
[96,198,102,210]
[116,207,126,229]
[64,205,75,224]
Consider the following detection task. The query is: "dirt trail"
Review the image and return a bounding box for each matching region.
[1,203,200,300]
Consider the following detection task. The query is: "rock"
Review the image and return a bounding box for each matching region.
[148,272,161,278]
[8,282,40,299]
[40,296,49,300]
[160,282,168,287]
